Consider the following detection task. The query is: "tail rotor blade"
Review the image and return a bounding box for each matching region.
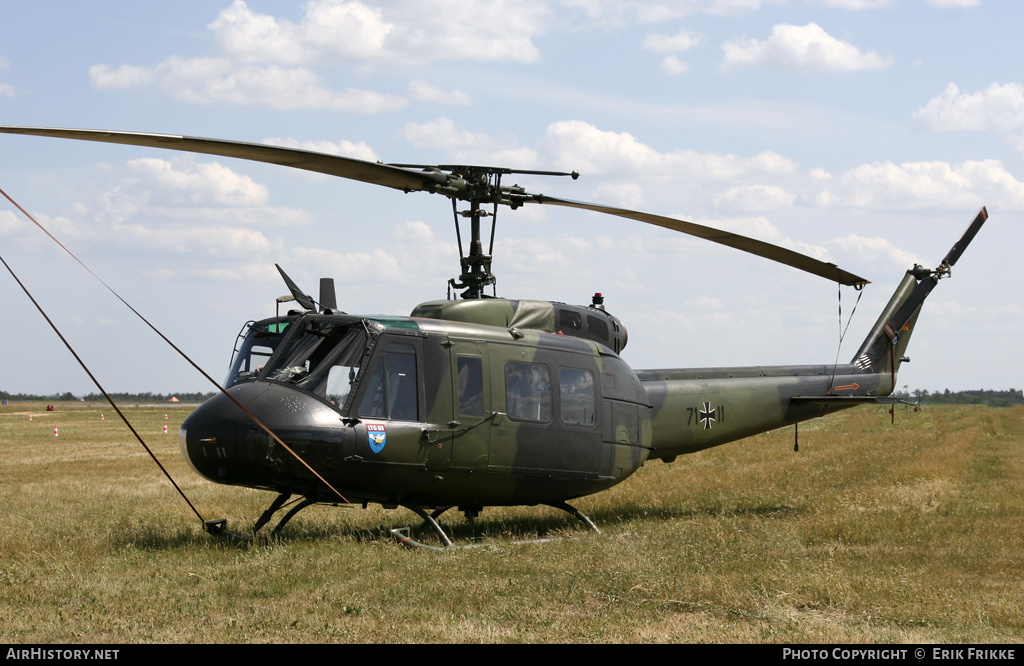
[942,206,988,268]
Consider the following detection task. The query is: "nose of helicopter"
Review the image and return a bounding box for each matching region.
[180,382,350,489]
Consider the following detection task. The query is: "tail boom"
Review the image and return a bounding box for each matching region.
[638,207,988,463]
[637,363,887,461]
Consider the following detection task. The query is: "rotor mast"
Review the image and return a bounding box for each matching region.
[448,168,501,299]
[425,164,582,299]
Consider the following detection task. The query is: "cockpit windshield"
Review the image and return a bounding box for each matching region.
[225,319,292,387]
[259,319,370,408]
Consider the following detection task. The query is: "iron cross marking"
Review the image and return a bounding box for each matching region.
[699,402,716,430]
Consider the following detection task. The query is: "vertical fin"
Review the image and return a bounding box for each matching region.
[851,208,989,387]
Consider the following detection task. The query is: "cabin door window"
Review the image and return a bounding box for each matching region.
[505,362,551,422]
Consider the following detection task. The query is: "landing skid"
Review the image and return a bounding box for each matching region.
[391,501,600,550]
[252,492,318,535]
[398,503,454,548]
[545,501,601,534]
[247,493,601,548]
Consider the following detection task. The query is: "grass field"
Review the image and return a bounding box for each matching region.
[1,401,1021,643]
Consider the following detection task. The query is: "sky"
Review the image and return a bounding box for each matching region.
[0,0,1019,397]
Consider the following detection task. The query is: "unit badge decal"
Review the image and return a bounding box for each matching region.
[367,423,387,453]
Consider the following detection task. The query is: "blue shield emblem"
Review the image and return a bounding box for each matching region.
[367,423,387,453]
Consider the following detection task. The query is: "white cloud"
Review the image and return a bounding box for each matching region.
[810,0,894,7]
[385,0,550,64]
[544,121,660,174]
[820,159,1024,211]
[684,295,724,309]
[408,79,473,105]
[714,184,796,212]
[403,117,541,167]
[90,0,549,111]
[89,2,543,111]
[828,234,922,269]
[186,262,276,283]
[642,28,702,75]
[90,56,406,112]
[497,234,592,277]
[701,215,783,242]
[544,120,797,179]
[915,82,1024,152]
[554,0,787,25]
[722,23,893,71]
[923,0,979,7]
[125,157,269,207]
[208,0,392,65]
[390,220,458,278]
[21,213,96,242]
[659,55,690,75]
[392,220,437,246]
[0,210,28,236]
[0,53,14,98]
[208,0,548,66]
[116,223,274,257]
[91,158,314,230]
[403,117,487,148]
[916,83,1024,132]
[642,28,703,53]
[262,137,380,163]
[172,59,406,112]
[88,64,157,89]
[289,245,408,284]
[704,0,785,14]
[593,182,646,209]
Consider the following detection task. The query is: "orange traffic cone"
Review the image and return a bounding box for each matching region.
[53,425,58,437]
[163,423,168,434]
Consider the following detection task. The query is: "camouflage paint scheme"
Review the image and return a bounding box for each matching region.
[180,267,926,513]
[0,127,981,530]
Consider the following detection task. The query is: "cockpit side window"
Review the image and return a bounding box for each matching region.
[326,365,359,407]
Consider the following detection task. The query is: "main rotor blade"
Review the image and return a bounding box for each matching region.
[0,126,442,193]
[522,195,870,286]
[1,125,869,285]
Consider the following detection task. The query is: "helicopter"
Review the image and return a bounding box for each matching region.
[0,126,989,548]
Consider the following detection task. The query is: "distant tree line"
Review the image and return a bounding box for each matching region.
[4,387,1022,407]
[893,388,1024,408]
[0,390,217,403]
